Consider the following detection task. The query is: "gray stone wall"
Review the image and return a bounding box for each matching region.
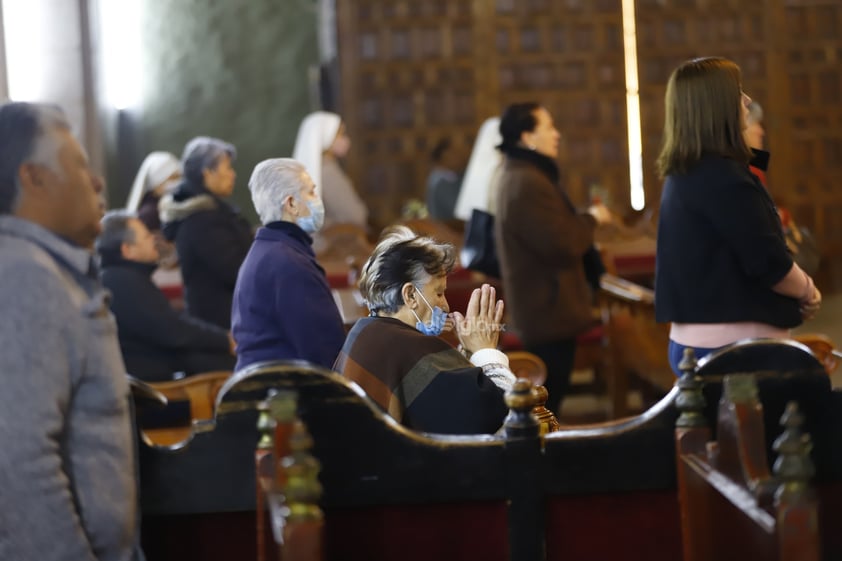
[107,0,320,223]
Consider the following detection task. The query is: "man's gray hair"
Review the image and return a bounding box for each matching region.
[359,226,456,314]
[95,209,137,256]
[0,102,70,214]
[249,158,310,225]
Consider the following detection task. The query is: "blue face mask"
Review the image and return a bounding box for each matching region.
[411,286,447,336]
[295,198,325,234]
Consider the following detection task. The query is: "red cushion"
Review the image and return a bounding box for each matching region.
[498,327,603,351]
[576,325,604,345]
[325,502,508,561]
[499,332,523,351]
[326,272,350,289]
[159,284,183,301]
[612,255,656,277]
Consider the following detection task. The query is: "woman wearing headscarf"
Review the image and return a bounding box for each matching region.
[453,117,502,221]
[335,226,515,434]
[127,151,182,269]
[292,111,368,229]
[494,102,612,414]
[159,136,253,329]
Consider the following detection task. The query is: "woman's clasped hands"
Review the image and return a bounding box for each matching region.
[451,283,505,355]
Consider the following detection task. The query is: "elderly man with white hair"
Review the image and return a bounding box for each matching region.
[231,158,346,371]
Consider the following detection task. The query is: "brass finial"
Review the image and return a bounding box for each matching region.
[268,390,298,423]
[281,420,324,522]
[505,378,537,411]
[531,385,560,434]
[257,389,278,450]
[676,349,706,429]
[773,401,815,505]
[503,378,539,439]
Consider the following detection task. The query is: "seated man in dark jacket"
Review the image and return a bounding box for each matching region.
[97,210,235,381]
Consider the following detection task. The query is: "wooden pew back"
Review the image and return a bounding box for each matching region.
[136,346,842,561]
[676,371,821,561]
[676,341,842,561]
[139,371,232,448]
[227,360,684,561]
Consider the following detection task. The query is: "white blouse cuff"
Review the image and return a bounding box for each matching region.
[469,348,510,368]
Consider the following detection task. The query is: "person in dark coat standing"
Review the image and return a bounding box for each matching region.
[654,57,821,374]
[97,210,235,381]
[494,102,612,414]
[232,158,346,371]
[159,137,253,329]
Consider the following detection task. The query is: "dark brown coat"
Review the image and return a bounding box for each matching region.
[494,156,598,345]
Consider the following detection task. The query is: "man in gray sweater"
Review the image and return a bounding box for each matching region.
[0,102,143,560]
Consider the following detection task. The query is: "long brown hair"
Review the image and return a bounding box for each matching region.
[656,57,752,178]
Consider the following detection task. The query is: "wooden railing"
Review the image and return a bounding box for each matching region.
[675,354,822,561]
[135,345,842,561]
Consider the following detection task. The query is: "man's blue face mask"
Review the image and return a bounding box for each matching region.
[411,286,447,336]
[295,197,325,234]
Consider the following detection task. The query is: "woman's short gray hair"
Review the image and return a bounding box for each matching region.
[359,226,456,314]
[181,136,236,185]
[248,158,309,225]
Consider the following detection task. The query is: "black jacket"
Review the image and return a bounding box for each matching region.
[100,255,234,381]
[655,154,801,328]
[160,185,253,329]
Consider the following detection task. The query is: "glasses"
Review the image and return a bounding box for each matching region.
[741,91,752,108]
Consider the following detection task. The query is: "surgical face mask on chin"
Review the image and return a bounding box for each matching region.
[411,286,447,336]
[295,198,325,234]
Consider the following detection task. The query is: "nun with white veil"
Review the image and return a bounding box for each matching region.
[125,151,182,274]
[125,151,182,232]
[453,117,503,221]
[292,111,368,229]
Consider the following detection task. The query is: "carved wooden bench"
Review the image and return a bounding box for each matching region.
[193,360,684,561]
[676,342,842,561]
[676,371,820,561]
[598,273,841,418]
[136,371,232,448]
[136,340,842,561]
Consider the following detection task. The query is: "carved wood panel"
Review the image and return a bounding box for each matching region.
[635,0,769,209]
[491,0,629,209]
[636,0,842,288]
[337,0,628,229]
[770,0,842,289]
[337,0,481,229]
[338,0,842,287]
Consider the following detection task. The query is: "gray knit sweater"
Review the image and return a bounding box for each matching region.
[0,216,141,561]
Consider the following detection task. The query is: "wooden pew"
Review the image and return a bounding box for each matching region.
[598,273,672,414]
[676,370,820,561]
[136,343,842,561]
[597,274,842,418]
[677,342,842,561]
[211,360,684,561]
[256,390,324,561]
[136,371,232,449]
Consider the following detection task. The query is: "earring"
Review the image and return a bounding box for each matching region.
[528,144,537,151]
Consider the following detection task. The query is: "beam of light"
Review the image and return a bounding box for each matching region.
[621,0,645,211]
[98,0,142,110]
